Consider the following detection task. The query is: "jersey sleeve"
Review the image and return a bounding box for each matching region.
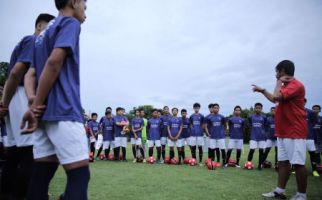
[280,81,302,100]
[17,36,35,65]
[54,17,80,55]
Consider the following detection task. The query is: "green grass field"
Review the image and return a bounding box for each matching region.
[49,144,322,200]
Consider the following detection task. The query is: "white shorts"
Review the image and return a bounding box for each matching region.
[114,137,127,147]
[189,136,204,146]
[167,138,183,147]
[266,139,277,148]
[209,139,226,149]
[277,138,306,165]
[250,140,266,149]
[95,135,103,149]
[103,140,115,149]
[33,121,89,165]
[228,139,243,150]
[161,137,167,145]
[130,138,142,146]
[5,87,33,147]
[306,139,316,152]
[89,136,96,143]
[147,140,161,148]
[181,138,190,146]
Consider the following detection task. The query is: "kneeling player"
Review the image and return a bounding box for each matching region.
[147,109,162,163]
[226,106,245,168]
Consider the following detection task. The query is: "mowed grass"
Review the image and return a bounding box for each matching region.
[49,144,322,200]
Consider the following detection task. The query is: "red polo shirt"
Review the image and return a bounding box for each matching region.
[275,79,307,139]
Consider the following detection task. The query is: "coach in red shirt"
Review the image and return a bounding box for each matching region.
[252,60,308,200]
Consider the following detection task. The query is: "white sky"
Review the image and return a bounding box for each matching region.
[1,0,322,117]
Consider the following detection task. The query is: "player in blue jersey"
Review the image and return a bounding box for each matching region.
[100,111,115,159]
[180,109,190,161]
[160,106,171,161]
[189,103,205,166]
[147,109,163,163]
[312,105,322,166]
[226,106,245,168]
[167,108,183,163]
[246,103,267,170]
[131,110,145,163]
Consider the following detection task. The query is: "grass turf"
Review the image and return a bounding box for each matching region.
[49,144,322,200]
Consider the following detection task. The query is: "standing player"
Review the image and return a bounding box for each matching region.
[180,109,190,160]
[226,106,245,168]
[20,1,89,199]
[189,103,205,166]
[312,105,322,166]
[160,106,171,162]
[88,113,99,161]
[97,107,112,157]
[140,109,148,157]
[246,103,267,170]
[0,14,55,200]
[131,110,145,163]
[205,103,227,167]
[114,107,129,161]
[147,109,163,163]
[304,100,319,177]
[167,108,183,163]
[262,107,278,168]
[100,110,115,160]
[254,60,308,200]
[205,104,215,160]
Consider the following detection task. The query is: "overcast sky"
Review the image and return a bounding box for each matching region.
[1,0,322,117]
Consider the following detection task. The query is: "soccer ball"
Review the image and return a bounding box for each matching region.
[107,154,114,161]
[148,156,156,164]
[244,161,254,170]
[184,158,191,165]
[164,156,171,164]
[204,158,212,165]
[228,159,237,167]
[263,160,272,168]
[189,158,197,166]
[99,154,105,160]
[213,162,221,169]
[206,160,215,170]
[171,157,179,165]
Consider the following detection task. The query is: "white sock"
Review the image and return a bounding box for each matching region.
[275,187,285,194]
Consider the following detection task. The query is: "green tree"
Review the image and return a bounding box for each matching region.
[0,62,9,98]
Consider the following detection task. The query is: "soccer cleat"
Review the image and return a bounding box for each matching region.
[262,191,286,199]
[143,159,146,163]
[312,170,320,177]
[224,164,228,168]
[290,194,307,200]
[199,163,203,167]
[133,159,137,163]
[235,164,241,168]
[157,160,162,164]
[160,160,164,164]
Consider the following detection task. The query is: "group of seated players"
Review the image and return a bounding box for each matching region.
[85,102,322,176]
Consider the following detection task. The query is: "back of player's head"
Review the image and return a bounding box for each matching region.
[275,60,295,76]
[234,105,242,111]
[35,13,55,28]
[55,0,70,10]
[193,103,201,108]
[181,109,187,113]
[254,102,263,108]
[312,105,321,111]
[208,103,214,109]
[213,103,220,108]
[91,113,97,118]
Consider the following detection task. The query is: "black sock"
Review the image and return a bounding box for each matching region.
[208,148,211,159]
[64,166,90,200]
[121,147,126,160]
[170,149,175,159]
[191,146,196,159]
[209,148,215,161]
[221,149,226,165]
[198,146,203,162]
[14,146,34,199]
[114,147,120,160]
[316,152,321,165]
[274,147,278,165]
[0,146,18,196]
[263,147,271,162]
[27,162,59,200]
[96,147,103,157]
[309,151,317,171]
[259,149,264,168]
[182,147,185,160]
[178,149,182,163]
[132,146,136,158]
[139,147,145,159]
[149,147,153,157]
[226,149,232,163]
[161,145,166,160]
[90,143,95,157]
[104,148,110,158]
[156,147,161,161]
[215,148,220,162]
[236,149,241,165]
[247,149,255,162]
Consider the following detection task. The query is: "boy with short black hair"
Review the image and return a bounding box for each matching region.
[263,107,278,167]
[20,1,89,199]
[147,109,163,163]
[0,13,55,200]
[180,109,190,160]
[160,106,171,161]
[189,103,205,166]
[140,109,148,157]
[88,113,99,161]
[226,105,245,167]
[100,111,115,159]
[247,103,267,170]
[114,107,129,161]
[312,105,322,165]
[131,109,145,163]
[167,108,183,163]
[205,103,227,167]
